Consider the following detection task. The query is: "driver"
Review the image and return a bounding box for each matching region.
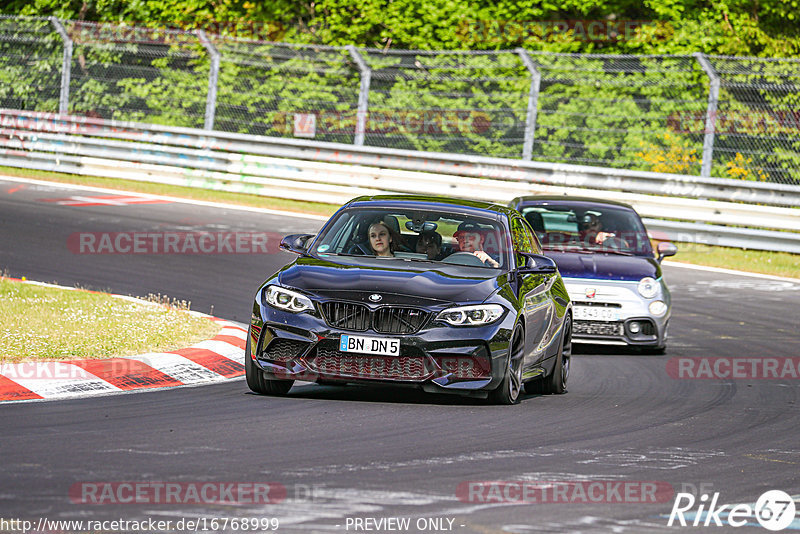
[579,213,628,249]
[453,222,500,268]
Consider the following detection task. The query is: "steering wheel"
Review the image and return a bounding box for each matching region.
[346,242,373,255]
[601,235,626,250]
[440,251,488,267]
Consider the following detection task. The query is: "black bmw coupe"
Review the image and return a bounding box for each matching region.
[246,195,572,404]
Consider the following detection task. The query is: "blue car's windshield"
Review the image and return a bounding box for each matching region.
[520,204,653,256]
[310,207,508,269]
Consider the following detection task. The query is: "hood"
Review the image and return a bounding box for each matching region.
[546,251,660,281]
[277,256,501,305]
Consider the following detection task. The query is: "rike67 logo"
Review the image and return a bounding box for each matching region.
[668,490,796,531]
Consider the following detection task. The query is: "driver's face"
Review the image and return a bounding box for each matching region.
[456,231,482,252]
[582,217,601,231]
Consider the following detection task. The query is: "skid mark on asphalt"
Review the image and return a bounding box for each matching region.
[282,447,725,478]
[576,448,726,470]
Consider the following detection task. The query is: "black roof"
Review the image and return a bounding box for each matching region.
[509,195,637,211]
[345,194,521,220]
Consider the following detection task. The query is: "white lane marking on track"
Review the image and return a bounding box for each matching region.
[663,261,800,283]
[678,279,800,292]
[0,175,328,221]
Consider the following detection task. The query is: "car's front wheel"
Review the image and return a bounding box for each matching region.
[245,337,294,396]
[489,325,524,405]
[541,314,571,394]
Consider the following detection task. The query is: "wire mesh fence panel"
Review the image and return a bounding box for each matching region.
[212,39,360,143]
[708,56,800,185]
[528,53,708,175]
[362,49,529,158]
[0,15,799,186]
[0,16,63,113]
[65,22,210,127]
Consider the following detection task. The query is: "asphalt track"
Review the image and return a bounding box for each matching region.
[1,177,799,533]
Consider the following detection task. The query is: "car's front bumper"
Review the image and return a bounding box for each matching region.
[564,278,670,348]
[248,302,517,397]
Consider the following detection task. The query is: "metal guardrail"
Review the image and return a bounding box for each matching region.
[1,109,798,253]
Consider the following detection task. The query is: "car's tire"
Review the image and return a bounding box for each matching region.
[489,325,524,405]
[639,345,666,355]
[245,337,294,396]
[542,314,571,395]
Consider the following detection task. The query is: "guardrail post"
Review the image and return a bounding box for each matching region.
[347,45,371,146]
[196,30,220,131]
[50,17,72,114]
[695,53,720,178]
[517,48,541,161]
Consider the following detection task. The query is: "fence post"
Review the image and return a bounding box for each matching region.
[49,17,72,115]
[347,45,371,146]
[695,53,720,178]
[196,30,220,131]
[517,48,541,161]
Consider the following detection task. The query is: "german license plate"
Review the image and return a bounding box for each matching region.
[573,306,619,321]
[340,334,400,356]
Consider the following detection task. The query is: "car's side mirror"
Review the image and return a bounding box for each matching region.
[280,234,315,255]
[518,252,558,274]
[656,242,678,263]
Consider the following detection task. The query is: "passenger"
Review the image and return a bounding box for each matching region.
[453,222,500,267]
[368,220,395,257]
[416,230,443,260]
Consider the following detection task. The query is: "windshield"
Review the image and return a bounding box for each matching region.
[520,203,653,256]
[309,206,508,269]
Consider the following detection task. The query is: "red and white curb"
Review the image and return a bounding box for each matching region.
[0,279,247,403]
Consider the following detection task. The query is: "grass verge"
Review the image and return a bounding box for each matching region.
[0,278,221,363]
[2,165,798,279]
[665,243,800,279]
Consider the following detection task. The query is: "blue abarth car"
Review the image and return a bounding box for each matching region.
[510,196,677,352]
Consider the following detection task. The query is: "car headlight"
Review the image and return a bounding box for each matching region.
[638,277,659,299]
[264,285,314,313]
[436,304,504,326]
[649,300,668,316]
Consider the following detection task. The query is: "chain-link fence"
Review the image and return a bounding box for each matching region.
[1,16,798,185]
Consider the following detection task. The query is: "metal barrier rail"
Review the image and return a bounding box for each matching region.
[1,109,798,253]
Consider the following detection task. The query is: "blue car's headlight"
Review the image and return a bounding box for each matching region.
[637,277,659,299]
[437,304,504,326]
[264,285,314,313]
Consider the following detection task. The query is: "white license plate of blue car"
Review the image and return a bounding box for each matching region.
[340,335,400,356]
[573,306,619,321]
